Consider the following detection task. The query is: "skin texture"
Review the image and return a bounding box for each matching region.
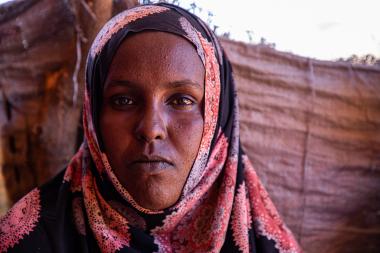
[100,31,205,210]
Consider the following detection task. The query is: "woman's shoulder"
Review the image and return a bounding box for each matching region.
[0,169,68,252]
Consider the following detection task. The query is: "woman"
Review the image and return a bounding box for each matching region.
[0,3,301,253]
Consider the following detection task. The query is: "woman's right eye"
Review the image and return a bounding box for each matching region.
[110,96,134,106]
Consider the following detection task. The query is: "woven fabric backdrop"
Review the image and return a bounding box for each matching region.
[221,38,380,253]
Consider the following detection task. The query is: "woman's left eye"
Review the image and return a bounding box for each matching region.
[170,96,194,106]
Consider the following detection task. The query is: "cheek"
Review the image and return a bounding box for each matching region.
[99,109,133,157]
[172,113,204,170]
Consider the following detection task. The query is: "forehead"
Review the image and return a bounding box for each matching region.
[106,31,205,84]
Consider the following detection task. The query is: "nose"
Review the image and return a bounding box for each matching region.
[135,104,167,143]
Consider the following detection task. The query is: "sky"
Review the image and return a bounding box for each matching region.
[177,0,380,60]
[1,0,379,61]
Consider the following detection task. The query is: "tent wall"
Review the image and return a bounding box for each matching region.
[221,38,380,253]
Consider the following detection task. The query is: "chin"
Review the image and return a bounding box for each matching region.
[136,186,180,210]
[123,172,184,210]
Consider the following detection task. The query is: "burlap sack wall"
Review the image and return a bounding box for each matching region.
[221,38,380,253]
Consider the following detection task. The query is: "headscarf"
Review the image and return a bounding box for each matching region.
[0,3,302,253]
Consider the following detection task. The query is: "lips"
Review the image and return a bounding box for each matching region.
[129,155,174,174]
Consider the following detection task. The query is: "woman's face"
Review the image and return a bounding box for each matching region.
[100,31,205,210]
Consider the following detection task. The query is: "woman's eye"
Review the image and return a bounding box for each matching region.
[111,96,134,106]
[171,97,194,106]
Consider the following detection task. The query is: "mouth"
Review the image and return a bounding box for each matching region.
[129,155,174,174]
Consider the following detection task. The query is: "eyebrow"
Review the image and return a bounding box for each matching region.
[107,79,202,89]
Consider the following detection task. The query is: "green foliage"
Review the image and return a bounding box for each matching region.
[337,54,380,66]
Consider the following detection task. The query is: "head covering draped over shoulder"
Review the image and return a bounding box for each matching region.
[0,3,302,253]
